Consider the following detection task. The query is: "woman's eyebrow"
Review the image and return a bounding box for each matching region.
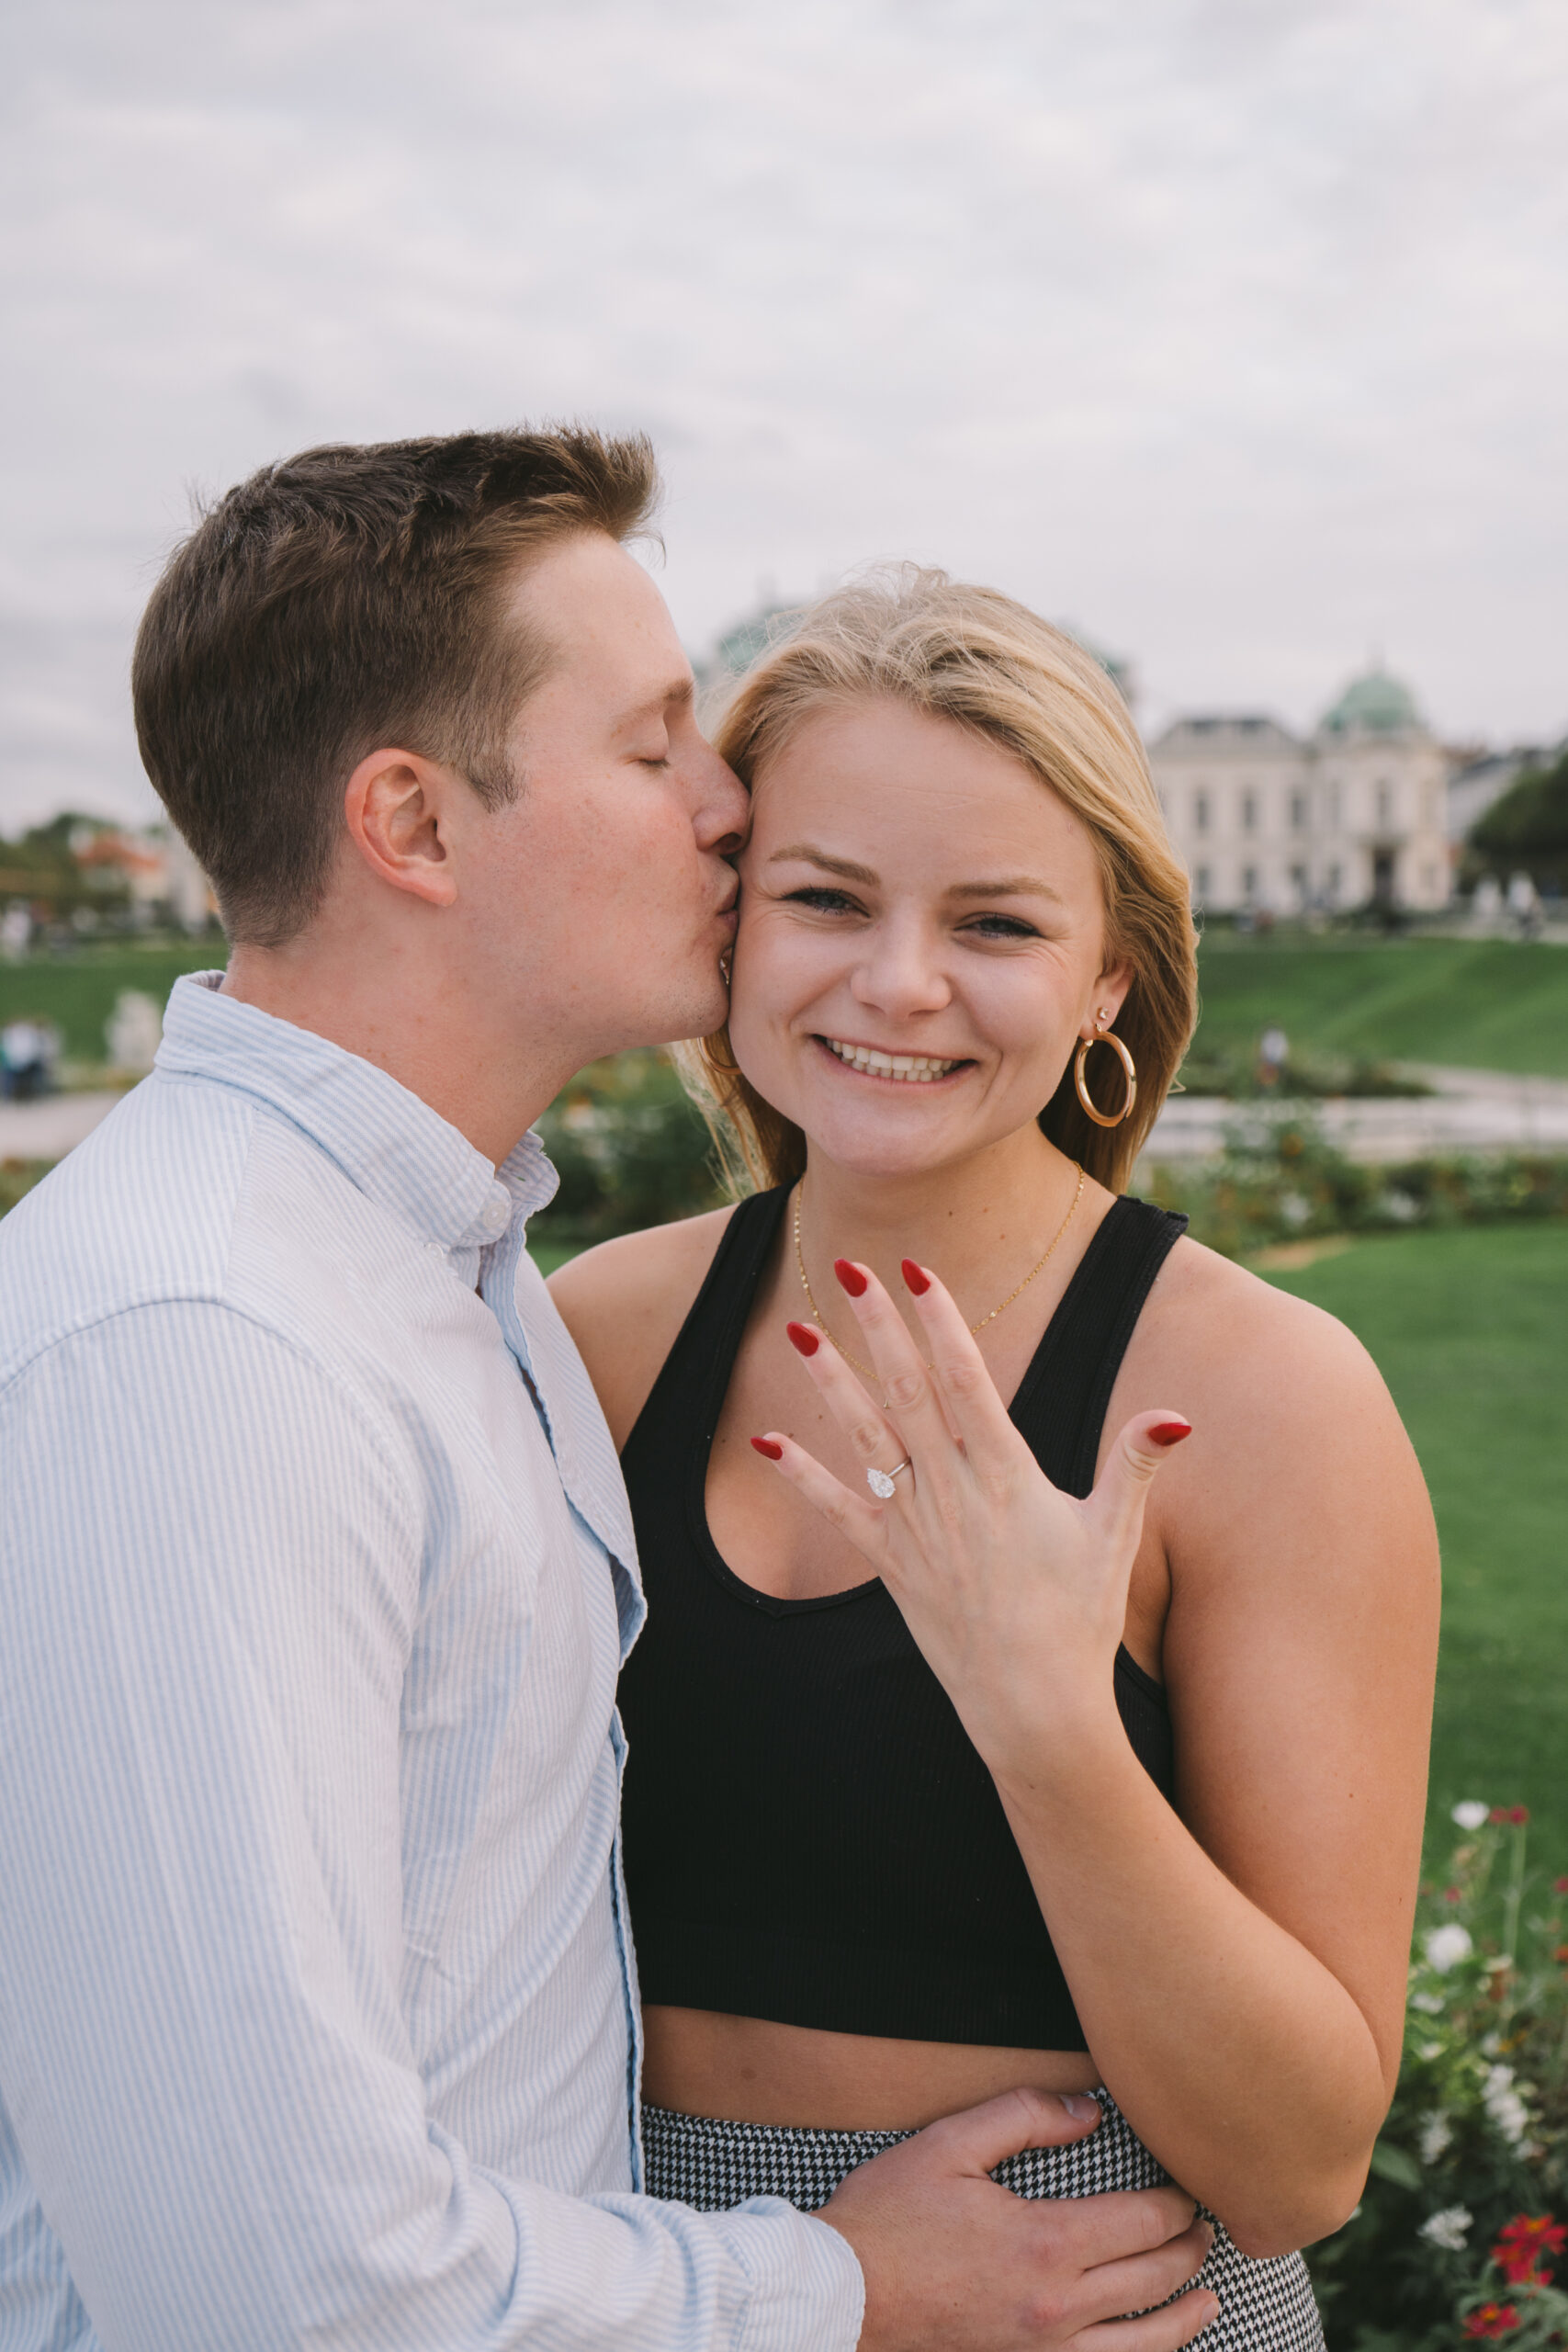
[766,843,879,885]
[949,876,1066,904]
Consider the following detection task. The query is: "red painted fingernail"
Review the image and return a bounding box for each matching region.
[750,1435,784,1461]
[901,1259,931,1295]
[1148,1419,1191,1447]
[833,1259,869,1297]
[785,1320,821,1357]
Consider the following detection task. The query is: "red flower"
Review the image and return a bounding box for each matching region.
[1445,1886,1463,1904]
[1464,2304,1520,2339]
[1554,1876,1568,1894]
[1489,1806,1529,1826]
[1494,2215,1566,2286]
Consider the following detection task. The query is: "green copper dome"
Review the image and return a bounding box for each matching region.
[1320,670,1423,735]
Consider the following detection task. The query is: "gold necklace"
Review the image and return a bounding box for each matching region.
[793,1162,1086,1382]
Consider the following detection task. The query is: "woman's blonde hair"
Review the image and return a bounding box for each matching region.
[676,566,1197,1195]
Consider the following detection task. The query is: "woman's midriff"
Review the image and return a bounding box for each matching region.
[641,2005,1102,2132]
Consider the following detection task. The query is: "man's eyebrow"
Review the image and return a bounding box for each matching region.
[766,843,880,886]
[613,674,694,729]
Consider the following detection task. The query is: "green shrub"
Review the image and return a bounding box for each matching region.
[1142,1114,1568,1259]
[1307,1811,1568,2347]
[0,1159,50,1219]
[529,1050,726,1250]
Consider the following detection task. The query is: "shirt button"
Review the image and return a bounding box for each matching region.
[480,1195,511,1237]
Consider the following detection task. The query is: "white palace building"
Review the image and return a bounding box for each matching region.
[1147,670,1452,918]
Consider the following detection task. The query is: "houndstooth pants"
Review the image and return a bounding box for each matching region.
[642,2090,1325,2351]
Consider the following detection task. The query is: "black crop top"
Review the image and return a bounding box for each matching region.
[616,1187,1187,2052]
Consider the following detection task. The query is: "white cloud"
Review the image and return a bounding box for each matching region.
[2,0,1565,826]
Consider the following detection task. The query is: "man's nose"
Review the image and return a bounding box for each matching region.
[694,747,750,856]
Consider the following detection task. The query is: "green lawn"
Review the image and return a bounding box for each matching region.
[0,942,220,1062]
[7,933,1568,1081]
[1265,1223,1568,1872]
[1191,935,1568,1077]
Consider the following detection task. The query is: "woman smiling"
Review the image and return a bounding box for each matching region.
[549,570,1438,2347]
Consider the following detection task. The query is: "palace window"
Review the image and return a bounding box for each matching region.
[1376,780,1393,828]
[1241,791,1258,833]
[1291,792,1308,831]
[1194,791,1210,834]
[1193,865,1211,904]
[1241,865,1258,901]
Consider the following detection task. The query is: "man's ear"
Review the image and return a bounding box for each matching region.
[343,750,462,909]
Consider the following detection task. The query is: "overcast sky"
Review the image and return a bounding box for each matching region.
[3,0,1564,830]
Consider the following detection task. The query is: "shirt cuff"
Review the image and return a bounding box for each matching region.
[707,2198,865,2352]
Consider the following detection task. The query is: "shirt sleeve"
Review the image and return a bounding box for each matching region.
[0,1303,864,2352]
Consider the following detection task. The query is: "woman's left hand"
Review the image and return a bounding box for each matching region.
[752,1258,1190,1781]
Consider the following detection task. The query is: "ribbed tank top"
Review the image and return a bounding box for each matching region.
[617,1187,1188,2052]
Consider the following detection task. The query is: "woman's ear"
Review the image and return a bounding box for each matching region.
[1081,960,1134,1037]
[343,750,461,909]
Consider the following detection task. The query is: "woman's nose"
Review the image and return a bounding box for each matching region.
[850,925,953,1019]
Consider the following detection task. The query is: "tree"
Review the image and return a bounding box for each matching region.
[1469,748,1568,893]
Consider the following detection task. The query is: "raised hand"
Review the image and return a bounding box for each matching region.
[750,1255,1190,1782]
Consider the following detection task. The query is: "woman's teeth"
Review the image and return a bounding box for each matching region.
[822,1037,962,1082]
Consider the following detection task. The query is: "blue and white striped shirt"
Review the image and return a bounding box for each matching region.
[0,974,863,2352]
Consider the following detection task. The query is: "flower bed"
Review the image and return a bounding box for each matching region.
[1307,1809,1568,2346]
[1141,1112,1568,1260]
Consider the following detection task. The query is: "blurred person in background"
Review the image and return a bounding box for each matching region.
[553,571,1441,2349]
[0,1015,58,1099]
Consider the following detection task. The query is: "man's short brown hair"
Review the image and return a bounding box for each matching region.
[132,426,660,944]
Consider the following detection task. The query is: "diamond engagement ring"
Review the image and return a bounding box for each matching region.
[866,1458,912,1499]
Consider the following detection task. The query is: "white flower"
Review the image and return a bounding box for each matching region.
[1418,2042,1443,2063]
[1451,1801,1490,1831]
[1481,2031,1503,2054]
[1424,1924,1473,1972]
[1420,2205,1472,2250]
[1418,2110,1453,2164]
[1483,2064,1530,2146]
[1411,1991,1445,2014]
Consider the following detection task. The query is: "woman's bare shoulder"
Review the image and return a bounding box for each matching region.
[1130,1231,1432,1590]
[547,1205,738,1450]
[1141,1232,1388,1403]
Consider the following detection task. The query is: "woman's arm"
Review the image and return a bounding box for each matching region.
[753,1250,1438,2258]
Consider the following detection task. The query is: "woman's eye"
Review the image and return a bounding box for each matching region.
[965,913,1040,940]
[784,887,862,914]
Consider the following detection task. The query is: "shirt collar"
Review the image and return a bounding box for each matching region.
[156,973,559,1250]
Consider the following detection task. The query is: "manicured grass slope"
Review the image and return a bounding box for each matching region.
[1190,937,1568,1077]
[1265,1224,1568,1871]
[0,944,219,1061]
[6,935,1568,1080]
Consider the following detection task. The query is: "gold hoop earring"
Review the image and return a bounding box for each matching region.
[1074,1027,1137,1127]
